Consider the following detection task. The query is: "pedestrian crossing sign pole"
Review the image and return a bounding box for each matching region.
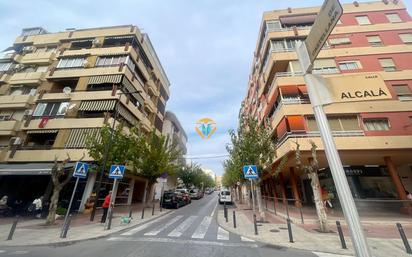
[106,165,125,230]
[243,165,258,214]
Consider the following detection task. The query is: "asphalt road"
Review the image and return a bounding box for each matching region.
[0,192,320,257]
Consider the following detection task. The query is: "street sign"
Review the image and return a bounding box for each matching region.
[109,165,125,179]
[73,162,89,178]
[305,0,343,65]
[243,165,258,179]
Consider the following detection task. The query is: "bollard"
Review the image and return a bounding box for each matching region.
[299,205,304,224]
[285,201,290,219]
[152,202,155,216]
[287,218,294,243]
[233,210,237,228]
[141,207,145,219]
[397,223,412,254]
[253,214,258,235]
[336,221,347,249]
[61,214,72,238]
[224,205,228,222]
[7,219,18,240]
[129,206,133,219]
[273,198,277,215]
[265,197,268,210]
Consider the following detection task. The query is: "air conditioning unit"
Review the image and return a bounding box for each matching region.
[24,109,33,116]
[9,137,22,146]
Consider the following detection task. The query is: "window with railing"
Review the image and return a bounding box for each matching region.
[307,116,360,132]
[339,61,362,71]
[57,57,86,69]
[363,118,390,131]
[9,85,37,96]
[96,55,128,67]
[33,102,70,118]
[24,131,57,150]
[70,39,94,50]
[0,62,13,72]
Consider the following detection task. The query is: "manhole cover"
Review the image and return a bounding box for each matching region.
[270,229,280,233]
[279,227,288,230]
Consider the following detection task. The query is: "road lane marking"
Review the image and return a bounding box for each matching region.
[0,250,5,253]
[10,251,29,255]
[107,237,258,248]
[121,212,173,236]
[191,216,212,239]
[241,236,255,242]
[217,227,229,240]
[210,200,218,217]
[312,252,353,257]
[144,215,184,236]
[168,215,197,237]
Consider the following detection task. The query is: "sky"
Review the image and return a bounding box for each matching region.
[0,0,410,176]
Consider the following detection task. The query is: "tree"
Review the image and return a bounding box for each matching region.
[224,116,277,220]
[128,129,181,203]
[45,153,84,225]
[294,140,328,232]
[177,163,216,189]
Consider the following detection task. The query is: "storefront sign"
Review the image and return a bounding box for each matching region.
[325,74,392,103]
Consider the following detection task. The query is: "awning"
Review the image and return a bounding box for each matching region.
[88,75,123,85]
[26,129,58,134]
[122,77,144,106]
[79,100,116,111]
[116,104,138,125]
[65,128,101,148]
[286,116,305,131]
[0,162,75,176]
[280,85,299,96]
[297,85,308,95]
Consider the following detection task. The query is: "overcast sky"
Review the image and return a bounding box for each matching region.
[0,0,410,176]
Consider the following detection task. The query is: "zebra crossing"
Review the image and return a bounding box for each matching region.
[118,214,254,243]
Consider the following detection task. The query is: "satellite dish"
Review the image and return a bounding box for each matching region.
[68,103,76,110]
[63,87,72,95]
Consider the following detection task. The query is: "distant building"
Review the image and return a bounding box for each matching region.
[202,168,215,180]
[215,176,222,188]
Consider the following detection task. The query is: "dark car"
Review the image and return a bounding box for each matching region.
[175,189,191,205]
[161,191,185,209]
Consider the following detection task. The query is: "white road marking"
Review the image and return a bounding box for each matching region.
[210,200,218,217]
[312,252,353,257]
[217,226,229,240]
[241,236,255,242]
[107,236,258,248]
[144,215,184,236]
[10,251,29,255]
[191,216,212,239]
[121,212,173,236]
[0,250,5,253]
[168,215,198,237]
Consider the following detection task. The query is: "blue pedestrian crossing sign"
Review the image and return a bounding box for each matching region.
[73,162,89,178]
[109,165,125,179]
[243,165,258,179]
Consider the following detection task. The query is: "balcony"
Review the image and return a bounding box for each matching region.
[20,51,56,64]
[0,73,10,84]
[23,117,105,130]
[3,148,92,162]
[141,116,152,132]
[48,66,122,79]
[0,94,35,108]
[144,98,156,113]
[0,120,21,136]
[9,71,45,85]
[146,80,159,97]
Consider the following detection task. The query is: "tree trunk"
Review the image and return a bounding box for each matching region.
[238,186,243,204]
[45,187,61,225]
[145,182,154,205]
[309,172,328,232]
[255,182,266,221]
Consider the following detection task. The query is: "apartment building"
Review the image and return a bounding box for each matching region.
[241,1,412,210]
[0,25,170,211]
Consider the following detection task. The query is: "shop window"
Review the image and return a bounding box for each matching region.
[379,58,397,72]
[393,84,412,100]
[33,102,70,118]
[329,37,351,46]
[356,16,371,25]
[399,33,412,44]
[339,61,361,70]
[363,118,390,131]
[386,13,402,23]
[367,35,383,47]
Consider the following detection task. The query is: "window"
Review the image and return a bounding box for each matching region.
[57,57,86,69]
[0,62,13,72]
[379,58,396,72]
[36,66,48,72]
[33,102,70,117]
[307,116,359,131]
[96,55,128,67]
[367,35,383,46]
[399,33,412,44]
[266,20,282,31]
[313,59,338,73]
[356,16,371,25]
[363,118,390,131]
[0,111,13,121]
[9,85,37,96]
[386,13,402,23]
[70,39,93,50]
[339,61,361,70]
[393,84,412,100]
[329,37,351,45]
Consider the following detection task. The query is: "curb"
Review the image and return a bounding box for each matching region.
[0,210,172,247]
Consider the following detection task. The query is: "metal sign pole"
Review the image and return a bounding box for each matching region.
[105,178,119,230]
[250,179,256,214]
[160,182,165,212]
[60,177,79,238]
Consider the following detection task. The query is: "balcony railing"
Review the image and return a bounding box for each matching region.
[277,130,365,147]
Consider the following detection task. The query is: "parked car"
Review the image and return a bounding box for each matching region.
[189,188,203,199]
[175,189,191,205]
[218,189,232,204]
[205,188,214,195]
[161,191,185,209]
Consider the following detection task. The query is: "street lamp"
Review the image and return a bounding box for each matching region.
[90,89,142,221]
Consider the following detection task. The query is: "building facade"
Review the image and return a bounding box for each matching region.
[0,25,170,212]
[241,1,412,210]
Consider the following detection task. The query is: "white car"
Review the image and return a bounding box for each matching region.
[218,189,232,204]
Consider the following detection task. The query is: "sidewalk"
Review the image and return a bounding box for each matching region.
[217,202,410,257]
[0,203,171,247]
